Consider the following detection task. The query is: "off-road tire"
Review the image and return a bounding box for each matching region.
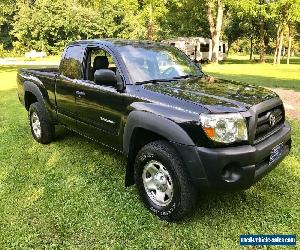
[134,140,196,221]
[29,102,55,144]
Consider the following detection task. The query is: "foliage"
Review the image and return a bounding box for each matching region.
[10,0,144,53]
[0,0,300,57]
[0,0,15,50]
[0,64,300,248]
[138,0,168,40]
[159,0,210,40]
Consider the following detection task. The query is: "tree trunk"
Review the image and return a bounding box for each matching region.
[147,2,155,40]
[147,21,155,40]
[259,15,265,63]
[273,25,281,64]
[287,25,292,64]
[227,42,231,56]
[276,28,284,64]
[205,0,223,64]
[211,32,220,63]
[250,35,253,61]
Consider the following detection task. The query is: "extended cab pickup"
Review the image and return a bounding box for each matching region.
[17,39,291,221]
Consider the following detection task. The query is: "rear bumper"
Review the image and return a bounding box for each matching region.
[173,121,291,191]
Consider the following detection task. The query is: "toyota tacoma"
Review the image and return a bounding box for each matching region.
[17,39,292,221]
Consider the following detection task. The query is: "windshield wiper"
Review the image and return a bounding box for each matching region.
[135,78,174,85]
[135,74,202,84]
[171,74,199,80]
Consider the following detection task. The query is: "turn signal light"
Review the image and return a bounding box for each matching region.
[203,127,215,138]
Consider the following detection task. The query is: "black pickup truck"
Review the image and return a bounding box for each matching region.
[17,39,291,221]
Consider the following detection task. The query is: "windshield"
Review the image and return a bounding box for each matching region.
[115,44,203,83]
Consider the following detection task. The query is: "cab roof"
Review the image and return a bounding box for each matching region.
[68,39,167,49]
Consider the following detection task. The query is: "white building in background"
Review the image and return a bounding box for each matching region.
[163,37,228,62]
[25,50,47,59]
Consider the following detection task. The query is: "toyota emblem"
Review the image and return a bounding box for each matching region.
[269,113,276,127]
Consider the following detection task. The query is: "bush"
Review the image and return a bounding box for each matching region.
[0,42,27,58]
[0,44,7,57]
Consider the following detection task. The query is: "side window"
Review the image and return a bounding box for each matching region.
[86,48,121,84]
[60,46,83,79]
[90,50,115,69]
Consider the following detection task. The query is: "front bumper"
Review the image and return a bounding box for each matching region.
[173,121,291,191]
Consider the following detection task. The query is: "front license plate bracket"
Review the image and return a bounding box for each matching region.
[269,142,284,165]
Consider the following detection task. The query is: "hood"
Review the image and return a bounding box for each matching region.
[143,76,277,113]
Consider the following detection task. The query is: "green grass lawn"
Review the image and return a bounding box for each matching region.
[1,55,61,63]
[203,56,300,91]
[0,65,299,249]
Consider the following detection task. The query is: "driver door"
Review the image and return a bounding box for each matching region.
[74,47,125,151]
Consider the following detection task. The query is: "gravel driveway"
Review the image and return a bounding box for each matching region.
[271,88,300,120]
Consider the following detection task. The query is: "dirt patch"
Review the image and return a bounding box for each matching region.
[271,88,300,120]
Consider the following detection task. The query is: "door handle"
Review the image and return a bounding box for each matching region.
[75,90,86,97]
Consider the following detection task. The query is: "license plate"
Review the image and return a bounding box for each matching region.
[269,143,284,165]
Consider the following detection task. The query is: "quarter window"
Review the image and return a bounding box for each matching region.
[60,45,83,79]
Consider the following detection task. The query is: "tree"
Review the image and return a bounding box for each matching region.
[0,0,16,50]
[137,0,168,40]
[158,0,210,40]
[10,0,144,53]
[272,0,300,64]
[274,0,300,64]
[1,0,299,57]
[204,0,224,63]
[225,13,259,60]
[232,0,277,63]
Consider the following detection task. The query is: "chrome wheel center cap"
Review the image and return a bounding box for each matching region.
[154,172,167,191]
[142,160,174,207]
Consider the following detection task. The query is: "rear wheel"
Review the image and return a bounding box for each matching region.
[134,140,196,221]
[29,102,55,144]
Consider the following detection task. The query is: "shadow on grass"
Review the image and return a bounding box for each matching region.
[53,125,124,158]
[219,57,300,65]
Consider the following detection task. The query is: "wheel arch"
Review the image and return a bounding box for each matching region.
[123,111,195,186]
[23,81,57,123]
[24,90,38,110]
[24,81,46,109]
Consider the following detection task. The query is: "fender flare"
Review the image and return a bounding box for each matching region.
[123,111,195,156]
[123,111,197,186]
[24,81,46,106]
[23,80,56,122]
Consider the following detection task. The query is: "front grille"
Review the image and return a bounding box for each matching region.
[254,105,285,143]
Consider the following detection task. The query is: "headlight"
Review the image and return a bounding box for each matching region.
[200,113,248,143]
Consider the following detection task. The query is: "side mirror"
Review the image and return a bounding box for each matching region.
[94,69,120,88]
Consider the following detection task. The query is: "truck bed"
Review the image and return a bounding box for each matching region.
[17,67,60,114]
[19,67,59,77]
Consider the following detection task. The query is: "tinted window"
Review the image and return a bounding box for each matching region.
[85,48,120,82]
[90,50,115,69]
[60,45,83,79]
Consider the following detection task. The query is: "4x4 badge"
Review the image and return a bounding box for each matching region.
[269,113,276,127]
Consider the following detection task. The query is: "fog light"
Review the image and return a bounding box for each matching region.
[221,164,242,182]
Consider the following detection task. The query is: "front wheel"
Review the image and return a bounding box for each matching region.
[29,102,55,144]
[134,140,196,221]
